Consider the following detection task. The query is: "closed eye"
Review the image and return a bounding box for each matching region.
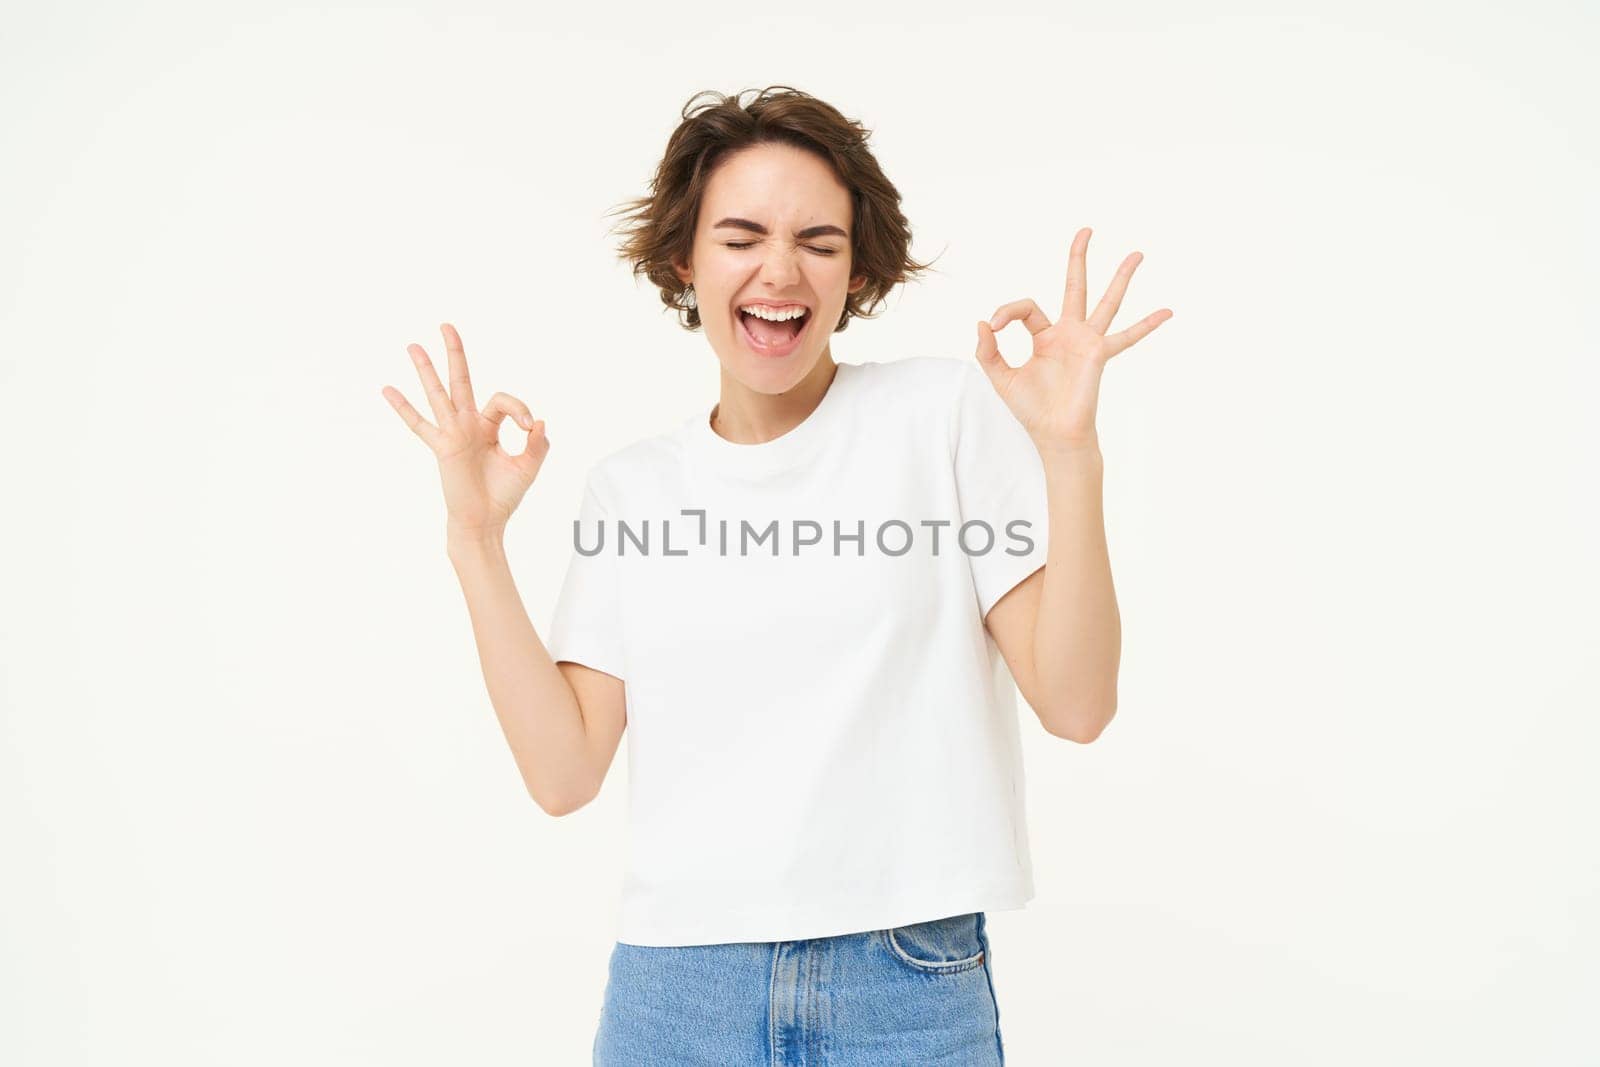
[726,241,838,256]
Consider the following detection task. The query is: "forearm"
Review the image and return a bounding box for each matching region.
[1032,440,1121,741]
[446,529,593,810]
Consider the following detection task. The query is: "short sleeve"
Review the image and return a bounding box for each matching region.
[951,362,1050,620]
[546,471,627,681]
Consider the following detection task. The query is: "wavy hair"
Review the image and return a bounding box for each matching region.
[606,86,938,332]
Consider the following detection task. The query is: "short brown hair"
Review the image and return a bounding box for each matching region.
[607,86,938,332]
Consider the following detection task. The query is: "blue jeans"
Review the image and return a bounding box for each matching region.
[593,910,1005,1065]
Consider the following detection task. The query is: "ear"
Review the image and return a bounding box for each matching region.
[672,257,693,287]
[847,273,868,295]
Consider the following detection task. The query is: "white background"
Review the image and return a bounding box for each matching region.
[3,2,1596,1063]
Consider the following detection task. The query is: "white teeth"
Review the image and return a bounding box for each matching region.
[739,304,808,322]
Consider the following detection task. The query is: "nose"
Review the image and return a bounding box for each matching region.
[757,242,803,289]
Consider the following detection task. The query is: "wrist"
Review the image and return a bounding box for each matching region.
[1031,433,1103,463]
[447,523,507,560]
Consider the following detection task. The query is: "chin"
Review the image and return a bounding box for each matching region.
[729,353,820,396]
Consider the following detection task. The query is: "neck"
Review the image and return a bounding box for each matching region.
[710,350,838,445]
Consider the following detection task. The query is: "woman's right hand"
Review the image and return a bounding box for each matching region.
[381,323,550,539]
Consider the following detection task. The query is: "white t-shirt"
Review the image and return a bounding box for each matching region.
[546,356,1050,947]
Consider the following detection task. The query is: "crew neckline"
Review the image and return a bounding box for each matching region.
[685,360,859,479]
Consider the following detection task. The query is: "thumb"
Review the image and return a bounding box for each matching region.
[974,321,1013,392]
[511,419,549,476]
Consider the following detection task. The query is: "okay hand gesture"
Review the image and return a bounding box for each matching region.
[382,323,550,538]
[975,227,1173,452]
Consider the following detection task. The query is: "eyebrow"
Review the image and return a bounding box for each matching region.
[712,217,849,240]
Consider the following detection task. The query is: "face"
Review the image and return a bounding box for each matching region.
[673,141,867,393]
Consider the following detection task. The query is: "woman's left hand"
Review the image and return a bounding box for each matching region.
[976,226,1172,452]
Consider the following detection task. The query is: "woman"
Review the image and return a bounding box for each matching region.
[382,86,1170,1066]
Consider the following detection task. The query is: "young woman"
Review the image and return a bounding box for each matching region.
[383,86,1170,1065]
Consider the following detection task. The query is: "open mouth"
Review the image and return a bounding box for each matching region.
[736,303,811,357]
